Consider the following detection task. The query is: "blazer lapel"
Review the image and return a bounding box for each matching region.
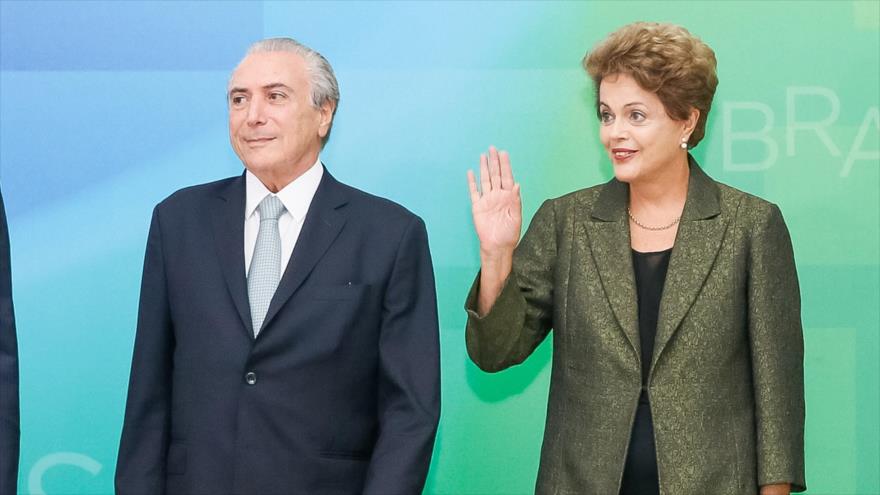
[211,173,254,339]
[585,178,641,359]
[259,168,349,334]
[650,159,729,373]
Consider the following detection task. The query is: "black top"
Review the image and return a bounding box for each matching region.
[620,248,671,495]
[632,248,672,386]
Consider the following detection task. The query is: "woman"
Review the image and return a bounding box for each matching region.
[465,22,805,494]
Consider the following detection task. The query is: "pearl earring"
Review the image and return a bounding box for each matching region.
[680,138,688,149]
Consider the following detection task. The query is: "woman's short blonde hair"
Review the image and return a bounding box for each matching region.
[583,22,718,148]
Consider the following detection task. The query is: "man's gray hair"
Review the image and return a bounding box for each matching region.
[242,37,340,145]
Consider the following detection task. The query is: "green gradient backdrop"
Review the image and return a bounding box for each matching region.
[1,1,878,493]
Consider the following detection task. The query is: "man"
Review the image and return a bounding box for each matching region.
[0,188,19,494]
[116,38,440,495]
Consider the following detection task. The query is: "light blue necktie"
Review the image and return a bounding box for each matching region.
[248,195,286,337]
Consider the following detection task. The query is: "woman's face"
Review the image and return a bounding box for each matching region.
[598,73,693,184]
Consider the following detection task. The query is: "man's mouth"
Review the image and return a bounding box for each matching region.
[245,137,276,147]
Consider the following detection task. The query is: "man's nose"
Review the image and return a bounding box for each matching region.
[246,98,266,126]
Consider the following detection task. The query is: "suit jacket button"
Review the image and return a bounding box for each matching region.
[245,372,257,385]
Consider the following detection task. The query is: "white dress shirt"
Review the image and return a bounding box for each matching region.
[244,159,323,277]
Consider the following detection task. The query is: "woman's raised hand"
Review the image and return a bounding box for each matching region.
[467,146,522,256]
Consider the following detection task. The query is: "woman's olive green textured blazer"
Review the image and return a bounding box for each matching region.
[465,159,806,494]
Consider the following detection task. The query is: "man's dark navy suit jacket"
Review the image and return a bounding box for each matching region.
[116,168,440,495]
[0,188,19,495]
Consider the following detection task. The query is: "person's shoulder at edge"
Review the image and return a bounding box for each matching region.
[153,176,240,212]
[531,177,612,220]
[713,178,788,227]
[331,178,422,227]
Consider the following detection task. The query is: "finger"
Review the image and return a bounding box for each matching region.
[467,170,480,204]
[479,153,491,194]
[488,145,502,190]
[499,150,513,189]
[511,183,523,220]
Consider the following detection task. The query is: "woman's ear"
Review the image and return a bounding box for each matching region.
[685,107,700,135]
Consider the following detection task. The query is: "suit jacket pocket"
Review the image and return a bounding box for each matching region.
[319,449,370,461]
[311,284,367,301]
[166,443,186,475]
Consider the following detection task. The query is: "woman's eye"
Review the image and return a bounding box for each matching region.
[630,111,646,122]
[600,111,614,124]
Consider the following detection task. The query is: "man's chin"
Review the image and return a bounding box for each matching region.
[243,161,282,177]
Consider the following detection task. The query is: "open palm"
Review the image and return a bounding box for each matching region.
[468,146,522,253]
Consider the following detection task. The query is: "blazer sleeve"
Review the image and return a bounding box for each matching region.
[116,207,175,494]
[747,203,806,492]
[0,188,20,495]
[464,199,557,372]
[362,216,440,495]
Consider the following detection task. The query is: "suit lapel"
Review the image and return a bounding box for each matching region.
[650,160,729,373]
[211,174,254,339]
[585,178,641,358]
[259,168,349,334]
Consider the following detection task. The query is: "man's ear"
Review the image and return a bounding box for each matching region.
[318,101,335,138]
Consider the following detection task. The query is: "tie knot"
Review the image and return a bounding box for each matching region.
[258,195,285,221]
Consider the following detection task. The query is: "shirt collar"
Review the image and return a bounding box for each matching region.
[245,157,324,222]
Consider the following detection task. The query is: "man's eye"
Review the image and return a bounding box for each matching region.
[269,92,286,101]
[231,95,246,106]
